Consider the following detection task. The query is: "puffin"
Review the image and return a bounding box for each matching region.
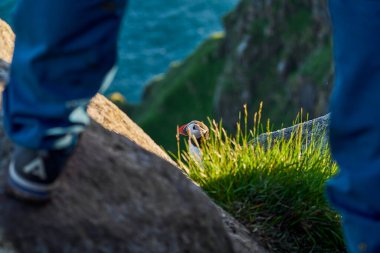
[178,120,209,161]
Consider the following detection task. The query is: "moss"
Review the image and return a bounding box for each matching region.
[300,45,332,84]
[287,8,312,36]
[250,19,269,42]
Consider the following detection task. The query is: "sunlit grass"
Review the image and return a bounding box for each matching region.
[175,105,345,252]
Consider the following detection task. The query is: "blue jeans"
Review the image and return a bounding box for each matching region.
[2,0,127,149]
[327,0,380,252]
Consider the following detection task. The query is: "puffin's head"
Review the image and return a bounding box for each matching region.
[178,120,209,140]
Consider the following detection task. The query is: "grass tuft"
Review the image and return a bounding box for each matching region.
[175,106,345,252]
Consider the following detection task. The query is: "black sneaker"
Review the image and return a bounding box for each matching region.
[6,145,74,203]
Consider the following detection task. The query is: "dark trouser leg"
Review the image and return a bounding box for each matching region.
[3,0,127,150]
[327,0,380,252]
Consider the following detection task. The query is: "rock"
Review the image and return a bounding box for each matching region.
[0,59,9,85]
[0,19,14,63]
[255,113,330,149]
[88,94,176,166]
[0,19,269,253]
[0,122,235,253]
[215,205,270,253]
[0,18,13,98]
[214,0,333,130]
[0,60,9,107]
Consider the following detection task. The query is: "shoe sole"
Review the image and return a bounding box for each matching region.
[6,161,53,203]
[5,182,51,204]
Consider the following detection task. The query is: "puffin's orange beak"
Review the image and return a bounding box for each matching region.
[178,123,188,136]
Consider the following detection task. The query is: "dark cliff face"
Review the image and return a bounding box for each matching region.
[214,0,333,129]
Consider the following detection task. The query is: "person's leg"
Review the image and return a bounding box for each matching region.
[3,0,127,201]
[327,0,380,252]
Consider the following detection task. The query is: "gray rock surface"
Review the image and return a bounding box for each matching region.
[0,122,236,253]
[255,114,330,149]
[215,205,269,253]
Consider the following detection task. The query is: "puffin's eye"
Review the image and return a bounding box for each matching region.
[193,125,197,130]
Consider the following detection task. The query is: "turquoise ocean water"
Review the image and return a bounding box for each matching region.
[0,0,16,23]
[0,0,238,103]
[110,0,238,103]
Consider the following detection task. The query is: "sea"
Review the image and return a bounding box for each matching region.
[0,0,238,103]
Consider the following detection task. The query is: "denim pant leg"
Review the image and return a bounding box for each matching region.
[327,1,380,252]
[2,0,127,149]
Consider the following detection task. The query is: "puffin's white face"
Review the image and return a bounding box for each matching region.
[179,120,209,140]
[187,121,210,140]
[186,122,203,139]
